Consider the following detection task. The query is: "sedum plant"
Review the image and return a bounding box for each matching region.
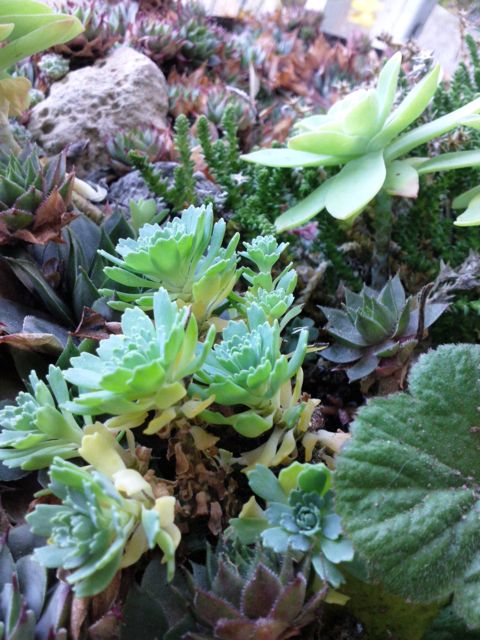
[63,288,216,435]
[320,274,447,381]
[0,365,84,471]
[335,344,480,630]
[99,204,240,324]
[27,457,181,597]
[0,144,75,245]
[190,306,308,438]
[106,126,172,174]
[241,52,480,231]
[230,462,353,588]
[236,235,302,330]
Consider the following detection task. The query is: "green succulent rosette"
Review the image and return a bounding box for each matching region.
[230,462,353,588]
[99,204,240,324]
[27,458,181,597]
[63,288,216,435]
[321,275,447,381]
[0,365,85,470]
[190,307,308,439]
[241,53,480,230]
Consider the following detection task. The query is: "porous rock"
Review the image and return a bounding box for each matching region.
[28,47,169,176]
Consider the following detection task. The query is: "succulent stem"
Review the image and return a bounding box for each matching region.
[372,190,393,289]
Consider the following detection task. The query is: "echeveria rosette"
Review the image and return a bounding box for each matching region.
[230,463,353,588]
[241,53,480,230]
[0,365,85,470]
[63,288,216,435]
[191,307,308,439]
[321,274,447,381]
[26,458,181,597]
[99,204,240,325]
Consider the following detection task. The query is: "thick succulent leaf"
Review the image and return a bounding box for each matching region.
[240,149,337,168]
[247,465,288,503]
[325,151,386,221]
[0,15,84,71]
[241,564,281,618]
[452,185,480,209]
[385,96,480,161]
[383,160,419,198]
[335,344,480,628]
[275,181,329,232]
[454,194,480,227]
[369,64,441,150]
[417,150,480,174]
[288,130,366,156]
[376,52,402,127]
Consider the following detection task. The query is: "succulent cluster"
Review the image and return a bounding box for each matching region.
[0,366,84,471]
[0,525,70,639]
[321,275,447,381]
[231,463,353,588]
[0,144,75,245]
[27,458,181,596]
[106,126,173,173]
[52,0,137,63]
[63,288,216,433]
[37,53,70,81]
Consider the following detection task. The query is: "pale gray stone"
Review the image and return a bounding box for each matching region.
[28,47,169,176]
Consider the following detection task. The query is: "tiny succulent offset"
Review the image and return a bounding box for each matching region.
[37,53,70,81]
[242,52,480,230]
[230,462,353,588]
[321,274,448,381]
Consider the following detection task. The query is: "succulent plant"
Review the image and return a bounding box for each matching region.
[0,365,84,471]
[0,0,82,123]
[0,144,75,246]
[191,306,308,438]
[99,204,240,324]
[0,525,70,640]
[27,457,181,596]
[230,463,353,588]
[183,543,326,640]
[204,86,256,132]
[320,275,448,381]
[135,18,185,67]
[52,0,137,63]
[179,19,221,67]
[237,235,302,329]
[106,126,173,173]
[63,288,216,435]
[37,53,70,81]
[241,52,480,231]
[452,184,480,227]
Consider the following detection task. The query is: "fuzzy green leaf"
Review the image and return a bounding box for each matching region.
[335,344,480,629]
